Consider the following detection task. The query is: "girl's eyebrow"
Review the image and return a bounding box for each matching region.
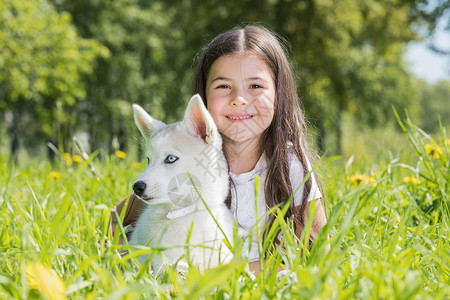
[209,76,231,83]
[248,76,267,81]
[210,76,268,82]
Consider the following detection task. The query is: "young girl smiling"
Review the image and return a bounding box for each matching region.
[111,25,328,274]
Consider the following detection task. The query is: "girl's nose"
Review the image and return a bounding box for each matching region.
[230,96,248,107]
[230,90,248,107]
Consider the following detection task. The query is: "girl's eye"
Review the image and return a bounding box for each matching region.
[213,84,232,96]
[216,84,230,89]
[250,84,262,89]
[164,155,178,164]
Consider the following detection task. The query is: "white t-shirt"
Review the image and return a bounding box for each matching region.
[229,148,322,262]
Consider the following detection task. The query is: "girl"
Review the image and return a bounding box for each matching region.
[111,25,328,274]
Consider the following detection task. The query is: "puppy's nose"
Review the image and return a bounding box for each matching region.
[133,181,147,197]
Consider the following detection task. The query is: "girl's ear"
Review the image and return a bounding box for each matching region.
[183,94,218,144]
[132,104,166,141]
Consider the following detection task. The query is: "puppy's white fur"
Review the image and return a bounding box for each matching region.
[129,95,233,273]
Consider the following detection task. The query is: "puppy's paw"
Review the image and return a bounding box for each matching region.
[124,222,137,237]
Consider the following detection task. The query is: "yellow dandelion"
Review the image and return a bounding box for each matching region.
[62,153,72,166]
[445,139,450,146]
[366,176,376,184]
[49,171,62,181]
[131,161,142,169]
[349,174,365,185]
[349,174,376,185]
[25,262,67,300]
[365,176,377,187]
[424,143,442,159]
[116,150,127,159]
[403,176,421,185]
[73,155,83,163]
[411,177,421,185]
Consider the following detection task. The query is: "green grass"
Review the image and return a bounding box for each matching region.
[0,120,449,299]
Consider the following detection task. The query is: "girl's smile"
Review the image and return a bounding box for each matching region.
[205,54,276,144]
[226,114,254,121]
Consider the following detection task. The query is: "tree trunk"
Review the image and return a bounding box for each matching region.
[317,105,326,155]
[335,103,343,155]
[8,113,20,157]
[118,118,127,152]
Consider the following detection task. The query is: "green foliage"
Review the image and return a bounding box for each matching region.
[415,79,450,133]
[0,124,449,299]
[0,0,108,151]
[0,0,448,156]
[0,0,107,105]
[50,0,186,151]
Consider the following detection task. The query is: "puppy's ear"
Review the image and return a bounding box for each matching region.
[133,104,166,140]
[183,94,218,144]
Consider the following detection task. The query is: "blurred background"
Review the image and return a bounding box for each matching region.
[0,0,449,162]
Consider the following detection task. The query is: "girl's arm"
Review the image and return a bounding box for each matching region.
[294,198,329,251]
[250,200,328,275]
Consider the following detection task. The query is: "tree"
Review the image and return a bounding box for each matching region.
[415,79,450,132]
[3,0,448,156]
[0,0,108,155]
[51,0,182,152]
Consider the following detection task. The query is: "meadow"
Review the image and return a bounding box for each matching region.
[0,118,449,299]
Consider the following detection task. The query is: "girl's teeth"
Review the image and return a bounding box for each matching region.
[229,116,252,120]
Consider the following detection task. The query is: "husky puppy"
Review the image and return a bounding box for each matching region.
[129,94,233,273]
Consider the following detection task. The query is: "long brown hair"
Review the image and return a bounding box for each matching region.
[192,25,321,250]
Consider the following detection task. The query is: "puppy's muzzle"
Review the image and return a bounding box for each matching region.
[133,181,147,198]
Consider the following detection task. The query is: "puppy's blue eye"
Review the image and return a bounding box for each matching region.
[164,155,178,164]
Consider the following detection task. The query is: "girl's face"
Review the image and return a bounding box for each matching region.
[205,54,276,144]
